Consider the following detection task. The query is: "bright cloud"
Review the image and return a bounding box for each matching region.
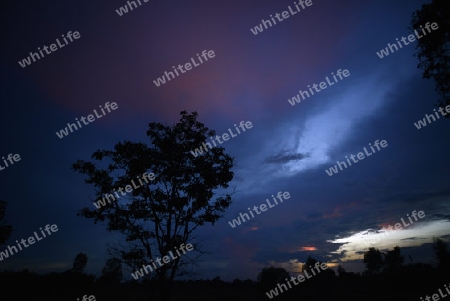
[280,75,392,175]
[328,220,450,262]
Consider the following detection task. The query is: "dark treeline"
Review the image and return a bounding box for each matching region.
[1,238,449,301]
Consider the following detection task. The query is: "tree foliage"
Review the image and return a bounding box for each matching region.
[337,265,346,276]
[0,200,13,246]
[70,252,88,273]
[410,0,450,113]
[383,245,404,273]
[72,110,234,301]
[100,258,123,284]
[433,237,450,272]
[257,266,290,293]
[363,247,384,275]
[302,255,318,275]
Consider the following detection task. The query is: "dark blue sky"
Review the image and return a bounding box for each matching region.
[1,0,449,281]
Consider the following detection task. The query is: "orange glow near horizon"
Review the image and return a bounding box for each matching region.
[289,246,317,253]
[301,246,317,251]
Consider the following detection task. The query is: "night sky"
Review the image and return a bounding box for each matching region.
[1,0,450,281]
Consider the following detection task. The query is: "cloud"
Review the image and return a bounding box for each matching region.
[300,246,317,252]
[265,152,309,164]
[233,69,399,195]
[328,220,450,262]
[278,74,393,175]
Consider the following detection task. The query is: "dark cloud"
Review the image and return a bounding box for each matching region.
[265,152,309,164]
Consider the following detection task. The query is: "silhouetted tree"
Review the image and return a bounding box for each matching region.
[302,256,335,283]
[0,200,12,246]
[433,238,450,274]
[363,247,384,275]
[99,258,123,284]
[337,265,347,276]
[336,264,359,283]
[302,255,319,275]
[257,267,290,293]
[210,276,224,289]
[72,110,234,301]
[232,278,243,288]
[410,0,450,114]
[383,246,404,273]
[70,252,88,273]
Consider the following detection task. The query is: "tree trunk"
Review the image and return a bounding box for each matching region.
[158,277,172,301]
